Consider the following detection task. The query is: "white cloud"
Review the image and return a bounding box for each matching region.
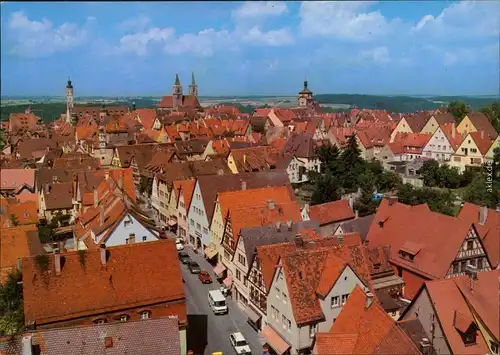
[164,29,232,57]
[6,11,94,57]
[240,26,294,46]
[413,1,500,38]
[232,1,288,20]
[113,27,175,56]
[422,44,494,66]
[117,14,151,32]
[360,46,391,64]
[299,1,399,40]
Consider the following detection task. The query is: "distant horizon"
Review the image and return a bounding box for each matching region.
[1,2,498,96]
[1,93,499,100]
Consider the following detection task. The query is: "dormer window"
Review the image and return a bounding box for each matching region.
[120,315,129,322]
[140,311,151,320]
[93,318,106,325]
[453,310,477,346]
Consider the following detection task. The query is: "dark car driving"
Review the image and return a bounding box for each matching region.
[188,261,201,274]
[178,252,191,264]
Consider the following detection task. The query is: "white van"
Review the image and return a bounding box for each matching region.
[208,290,228,315]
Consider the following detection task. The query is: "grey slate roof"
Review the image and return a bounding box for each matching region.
[334,214,375,241]
[239,220,320,269]
[1,317,181,355]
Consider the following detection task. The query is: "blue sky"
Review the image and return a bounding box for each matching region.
[1,1,499,97]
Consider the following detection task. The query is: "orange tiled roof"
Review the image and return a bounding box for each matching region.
[315,285,420,354]
[22,240,186,325]
[367,199,475,279]
[218,186,294,223]
[469,131,495,155]
[228,201,302,245]
[281,241,374,325]
[0,224,43,283]
[134,108,157,130]
[308,200,355,225]
[467,112,498,139]
[0,168,35,191]
[1,200,38,228]
[417,273,493,354]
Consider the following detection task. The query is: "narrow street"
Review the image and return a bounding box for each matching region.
[181,247,264,355]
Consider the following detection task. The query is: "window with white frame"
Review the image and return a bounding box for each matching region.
[238,253,246,266]
[140,311,150,320]
[341,294,349,305]
[331,295,340,308]
[275,287,280,299]
[282,293,288,304]
[236,269,241,281]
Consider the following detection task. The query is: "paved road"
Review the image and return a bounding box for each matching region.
[180,247,264,355]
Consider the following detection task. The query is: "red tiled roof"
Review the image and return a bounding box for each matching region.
[134,108,157,130]
[469,131,494,155]
[367,199,475,279]
[0,224,43,283]
[420,274,492,354]
[281,242,373,325]
[467,112,498,139]
[308,200,355,225]
[0,169,35,191]
[315,285,420,355]
[22,240,186,325]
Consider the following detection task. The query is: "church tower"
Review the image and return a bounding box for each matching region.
[298,79,313,108]
[188,72,198,97]
[172,74,183,108]
[66,77,74,123]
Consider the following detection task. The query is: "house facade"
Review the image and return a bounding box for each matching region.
[422,126,456,162]
[263,243,370,354]
[449,132,489,173]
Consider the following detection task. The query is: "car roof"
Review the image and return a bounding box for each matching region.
[231,332,245,341]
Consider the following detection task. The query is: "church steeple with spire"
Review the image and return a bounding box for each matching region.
[188,72,198,97]
[172,74,183,108]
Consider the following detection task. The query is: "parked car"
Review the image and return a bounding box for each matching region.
[229,332,251,355]
[178,252,191,264]
[176,241,184,251]
[198,270,212,284]
[188,261,201,274]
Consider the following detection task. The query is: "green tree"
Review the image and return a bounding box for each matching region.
[421,159,440,187]
[340,135,363,173]
[377,170,403,192]
[463,172,499,209]
[437,165,462,189]
[447,100,470,122]
[0,270,24,336]
[480,102,500,132]
[311,173,342,205]
[37,223,55,243]
[354,190,381,217]
[316,144,341,175]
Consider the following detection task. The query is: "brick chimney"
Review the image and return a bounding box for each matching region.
[355,210,359,219]
[100,243,107,266]
[481,130,484,139]
[451,122,456,139]
[54,249,61,276]
[241,181,247,191]
[479,205,488,225]
[294,234,304,248]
